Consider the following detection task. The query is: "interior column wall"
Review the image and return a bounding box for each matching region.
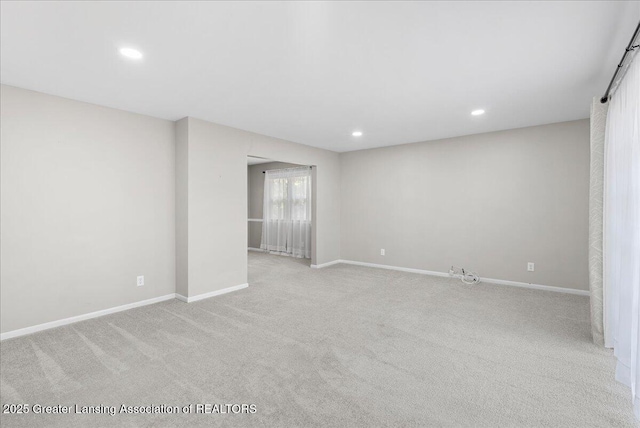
[180,117,341,298]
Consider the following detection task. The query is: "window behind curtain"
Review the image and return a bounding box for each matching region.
[266,174,311,221]
[261,166,313,258]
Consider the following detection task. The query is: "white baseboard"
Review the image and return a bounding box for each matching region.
[176,283,249,303]
[481,277,589,296]
[0,294,176,341]
[1,259,586,341]
[338,260,589,296]
[2,282,252,340]
[310,260,342,269]
[248,247,265,252]
[339,260,450,277]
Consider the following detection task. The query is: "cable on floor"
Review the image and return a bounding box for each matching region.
[449,266,480,285]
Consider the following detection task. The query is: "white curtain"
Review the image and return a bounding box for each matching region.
[261,166,312,258]
[589,96,608,346]
[604,54,640,418]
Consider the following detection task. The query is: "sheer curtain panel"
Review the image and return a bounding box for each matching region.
[603,54,640,418]
[589,96,608,346]
[261,166,312,258]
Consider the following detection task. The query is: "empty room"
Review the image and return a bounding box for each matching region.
[1,1,639,427]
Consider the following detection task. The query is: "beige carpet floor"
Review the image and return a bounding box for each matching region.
[0,251,636,427]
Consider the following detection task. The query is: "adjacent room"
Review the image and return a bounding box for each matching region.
[1,1,639,427]
[247,156,316,280]
[247,157,315,261]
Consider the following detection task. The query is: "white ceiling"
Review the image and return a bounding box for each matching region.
[1,2,638,152]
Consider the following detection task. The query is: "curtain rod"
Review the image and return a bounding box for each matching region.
[601,19,640,103]
[263,166,313,173]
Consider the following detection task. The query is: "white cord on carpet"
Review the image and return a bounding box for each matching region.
[449,266,480,285]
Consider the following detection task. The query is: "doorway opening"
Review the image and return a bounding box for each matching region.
[247,156,316,268]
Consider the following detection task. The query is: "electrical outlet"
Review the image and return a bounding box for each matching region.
[137,275,144,286]
[380,249,385,256]
[527,263,535,272]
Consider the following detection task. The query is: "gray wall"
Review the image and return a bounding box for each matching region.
[1,85,176,333]
[247,161,302,249]
[0,84,590,334]
[340,120,590,290]
[175,117,340,299]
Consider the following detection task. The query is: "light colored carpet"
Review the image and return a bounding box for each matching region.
[0,252,636,427]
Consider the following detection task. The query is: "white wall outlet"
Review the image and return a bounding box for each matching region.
[380,249,385,256]
[137,275,144,286]
[527,263,535,272]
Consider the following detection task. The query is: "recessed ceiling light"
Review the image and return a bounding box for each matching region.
[352,131,363,137]
[471,109,485,116]
[119,47,143,60]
